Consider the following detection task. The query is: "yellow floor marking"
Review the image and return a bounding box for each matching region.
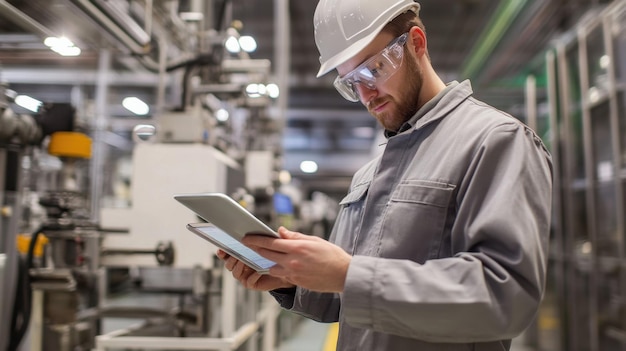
[323,323,339,351]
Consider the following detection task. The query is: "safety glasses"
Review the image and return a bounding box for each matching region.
[333,32,408,102]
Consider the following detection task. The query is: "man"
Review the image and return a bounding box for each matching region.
[218,0,553,349]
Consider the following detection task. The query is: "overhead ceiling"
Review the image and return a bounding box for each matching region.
[0,0,611,199]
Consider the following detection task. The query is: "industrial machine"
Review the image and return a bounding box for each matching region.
[0,0,293,349]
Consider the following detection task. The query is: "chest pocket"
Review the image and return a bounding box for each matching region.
[380,180,455,262]
[330,182,370,253]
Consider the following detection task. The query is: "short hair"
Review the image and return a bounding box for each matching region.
[382,10,429,60]
[383,10,426,36]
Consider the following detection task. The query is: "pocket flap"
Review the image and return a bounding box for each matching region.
[391,180,455,208]
[339,182,370,205]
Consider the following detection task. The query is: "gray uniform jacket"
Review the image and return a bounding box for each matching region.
[271,80,553,350]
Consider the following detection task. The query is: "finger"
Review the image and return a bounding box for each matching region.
[268,263,290,278]
[278,227,319,240]
[224,256,238,271]
[232,260,246,278]
[216,249,230,260]
[255,247,289,263]
[277,226,299,239]
[245,272,263,288]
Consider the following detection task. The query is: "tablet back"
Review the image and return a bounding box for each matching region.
[174,193,278,240]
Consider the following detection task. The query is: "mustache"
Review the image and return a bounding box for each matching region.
[367,97,387,110]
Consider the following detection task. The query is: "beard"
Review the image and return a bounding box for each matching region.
[368,53,423,132]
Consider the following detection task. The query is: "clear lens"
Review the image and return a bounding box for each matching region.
[333,77,360,102]
[334,33,408,102]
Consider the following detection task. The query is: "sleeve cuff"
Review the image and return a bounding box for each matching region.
[269,287,297,309]
[342,255,377,328]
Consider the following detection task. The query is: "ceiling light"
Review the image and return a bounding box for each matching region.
[266,83,279,98]
[246,84,267,98]
[44,36,73,48]
[14,95,42,113]
[300,160,318,174]
[225,36,240,53]
[122,97,150,116]
[44,36,81,57]
[215,108,229,122]
[51,46,81,56]
[238,36,257,53]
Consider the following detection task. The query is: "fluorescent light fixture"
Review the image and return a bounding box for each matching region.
[15,95,42,112]
[51,46,81,56]
[266,83,279,98]
[238,36,257,53]
[44,36,73,47]
[300,160,318,174]
[44,36,81,57]
[122,97,150,115]
[215,108,229,122]
[246,84,267,98]
[225,36,240,53]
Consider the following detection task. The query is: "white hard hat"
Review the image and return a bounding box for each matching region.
[313,0,420,77]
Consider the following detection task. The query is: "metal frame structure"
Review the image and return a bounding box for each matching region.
[94,271,280,351]
[545,1,626,350]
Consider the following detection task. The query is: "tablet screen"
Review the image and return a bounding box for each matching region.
[196,225,276,271]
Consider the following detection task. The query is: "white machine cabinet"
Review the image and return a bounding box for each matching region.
[101,143,242,268]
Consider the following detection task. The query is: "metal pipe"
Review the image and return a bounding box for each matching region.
[556,41,578,351]
[221,267,236,337]
[71,0,149,54]
[0,0,55,38]
[578,24,599,351]
[145,0,153,39]
[602,2,626,343]
[274,0,290,157]
[89,49,111,224]
[460,0,529,79]
[546,49,566,350]
[525,75,537,131]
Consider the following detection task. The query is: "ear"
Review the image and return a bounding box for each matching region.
[408,26,427,59]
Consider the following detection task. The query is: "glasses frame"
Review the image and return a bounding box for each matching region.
[333,32,409,102]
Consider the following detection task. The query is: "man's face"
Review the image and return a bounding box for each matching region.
[336,32,423,132]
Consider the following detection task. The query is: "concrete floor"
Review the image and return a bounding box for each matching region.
[278,318,537,351]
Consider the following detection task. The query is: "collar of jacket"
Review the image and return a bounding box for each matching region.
[384,79,474,139]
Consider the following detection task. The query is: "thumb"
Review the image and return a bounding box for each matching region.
[277,226,309,240]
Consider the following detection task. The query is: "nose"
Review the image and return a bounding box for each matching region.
[355,83,378,104]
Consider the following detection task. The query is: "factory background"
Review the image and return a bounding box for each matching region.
[1,0,625,350]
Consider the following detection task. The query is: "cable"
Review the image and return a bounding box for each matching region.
[8,225,44,351]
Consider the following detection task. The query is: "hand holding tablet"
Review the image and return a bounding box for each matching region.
[174,193,278,273]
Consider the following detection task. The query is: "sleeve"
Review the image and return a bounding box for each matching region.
[268,193,356,323]
[341,123,553,342]
[269,287,342,323]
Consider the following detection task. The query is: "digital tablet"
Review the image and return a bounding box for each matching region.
[174,193,279,239]
[174,193,279,273]
[186,222,276,274]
